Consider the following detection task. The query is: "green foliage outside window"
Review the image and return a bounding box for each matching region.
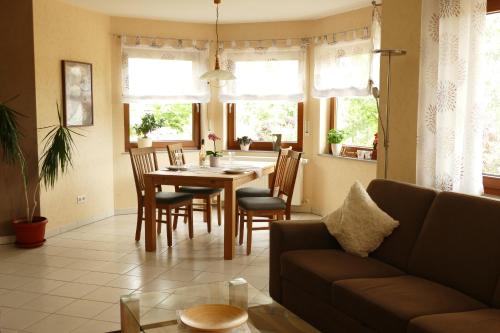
[337,97,378,147]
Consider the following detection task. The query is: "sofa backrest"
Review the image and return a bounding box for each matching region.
[367,179,437,271]
[408,191,500,306]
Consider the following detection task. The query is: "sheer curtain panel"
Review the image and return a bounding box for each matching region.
[417,0,487,195]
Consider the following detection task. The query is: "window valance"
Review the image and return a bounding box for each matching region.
[312,38,374,98]
[121,39,210,103]
[219,46,306,102]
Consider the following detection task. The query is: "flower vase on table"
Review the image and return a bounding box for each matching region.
[207,132,223,168]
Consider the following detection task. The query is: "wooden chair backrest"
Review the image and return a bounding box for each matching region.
[166,143,185,166]
[270,148,291,195]
[278,150,302,204]
[129,147,159,195]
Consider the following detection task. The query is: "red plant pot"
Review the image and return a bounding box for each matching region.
[12,217,48,248]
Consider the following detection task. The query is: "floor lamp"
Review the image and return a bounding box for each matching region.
[372,49,407,179]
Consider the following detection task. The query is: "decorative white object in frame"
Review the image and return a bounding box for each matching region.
[62,60,93,127]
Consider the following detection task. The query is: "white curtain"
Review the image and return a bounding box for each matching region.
[417,0,486,195]
[312,38,373,98]
[219,46,306,102]
[121,38,210,103]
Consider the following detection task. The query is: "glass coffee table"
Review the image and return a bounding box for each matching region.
[120,278,319,333]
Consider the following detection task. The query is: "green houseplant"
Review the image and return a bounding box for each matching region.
[327,129,345,156]
[133,113,164,148]
[0,98,80,247]
[237,136,252,151]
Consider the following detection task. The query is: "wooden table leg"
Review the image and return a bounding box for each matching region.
[144,176,156,252]
[224,181,236,260]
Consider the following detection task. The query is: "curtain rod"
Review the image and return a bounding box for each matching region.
[112,25,370,45]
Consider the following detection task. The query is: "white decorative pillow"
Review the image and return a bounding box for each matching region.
[322,181,399,257]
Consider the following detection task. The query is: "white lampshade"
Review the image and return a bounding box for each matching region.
[200,69,236,81]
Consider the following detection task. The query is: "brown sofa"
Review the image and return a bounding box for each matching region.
[270,179,500,333]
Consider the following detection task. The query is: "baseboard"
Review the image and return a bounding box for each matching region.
[44,211,115,239]
[0,235,16,245]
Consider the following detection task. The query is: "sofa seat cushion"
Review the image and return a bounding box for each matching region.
[408,309,500,333]
[332,276,486,333]
[280,249,404,303]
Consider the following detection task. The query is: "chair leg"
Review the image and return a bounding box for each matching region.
[235,207,239,238]
[239,209,245,245]
[246,212,253,255]
[135,205,142,241]
[206,197,212,233]
[188,203,194,239]
[173,208,179,230]
[166,209,173,248]
[278,212,285,221]
[217,194,222,226]
[157,209,162,234]
[285,207,291,220]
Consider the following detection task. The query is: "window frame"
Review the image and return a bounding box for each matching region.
[226,102,304,152]
[329,97,375,156]
[484,0,500,195]
[124,103,201,150]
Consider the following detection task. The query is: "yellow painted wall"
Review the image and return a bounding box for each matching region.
[33,0,114,233]
[111,8,377,216]
[377,0,422,183]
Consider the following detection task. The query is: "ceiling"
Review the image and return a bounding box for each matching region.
[61,0,370,24]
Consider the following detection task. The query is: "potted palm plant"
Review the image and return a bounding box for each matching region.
[133,113,164,148]
[237,136,252,151]
[328,129,345,156]
[0,98,80,248]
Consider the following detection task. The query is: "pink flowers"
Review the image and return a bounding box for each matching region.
[207,132,222,157]
[208,133,221,141]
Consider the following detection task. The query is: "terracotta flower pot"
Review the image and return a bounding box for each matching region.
[12,217,48,248]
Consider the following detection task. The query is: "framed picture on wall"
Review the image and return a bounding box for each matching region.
[61,60,93,127]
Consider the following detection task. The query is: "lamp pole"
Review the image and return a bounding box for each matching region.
[373,49,406,179]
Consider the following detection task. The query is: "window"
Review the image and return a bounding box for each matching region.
[334,96,378,147]
[484,0,500,195]
[121,38,208,150]
[227,102,303,151]
[124,103,200,149]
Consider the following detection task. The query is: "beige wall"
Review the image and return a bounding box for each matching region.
[111,8,377,216]
[0,0,39,236]
[377,0,422,183]
[33,0,114,233]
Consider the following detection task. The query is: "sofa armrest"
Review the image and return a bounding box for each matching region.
[269,220,340,302]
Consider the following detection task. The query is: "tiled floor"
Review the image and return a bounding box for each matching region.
[0,211,320,333]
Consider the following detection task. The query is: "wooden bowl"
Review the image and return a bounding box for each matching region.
[180,304,248,332]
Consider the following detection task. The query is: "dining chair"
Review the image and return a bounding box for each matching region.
[234,148,291,238]
[166,143,222,233]
[237,150,302,255]
[129,147,194,247]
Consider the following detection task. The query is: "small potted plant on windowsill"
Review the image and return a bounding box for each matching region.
[0,99,81,248]
[237,136,252,151]
[133,113,164,148]
[207,132,222,167]
[328,129,345,156]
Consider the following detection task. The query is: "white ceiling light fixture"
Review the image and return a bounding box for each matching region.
[200,0,236,82]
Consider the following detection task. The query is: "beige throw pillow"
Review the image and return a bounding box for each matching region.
[322,181,399,257]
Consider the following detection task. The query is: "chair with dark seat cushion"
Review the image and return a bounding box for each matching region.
[332,276,486,333]
[408,309,500,333]
[129,147,194,247]
[238,150,302,255]
[236,148,290,199]
[167,143,222,233]
[238,197,286,211]
[281,249,404,303]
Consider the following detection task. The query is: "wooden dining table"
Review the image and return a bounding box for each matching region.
[143,161,275,260]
